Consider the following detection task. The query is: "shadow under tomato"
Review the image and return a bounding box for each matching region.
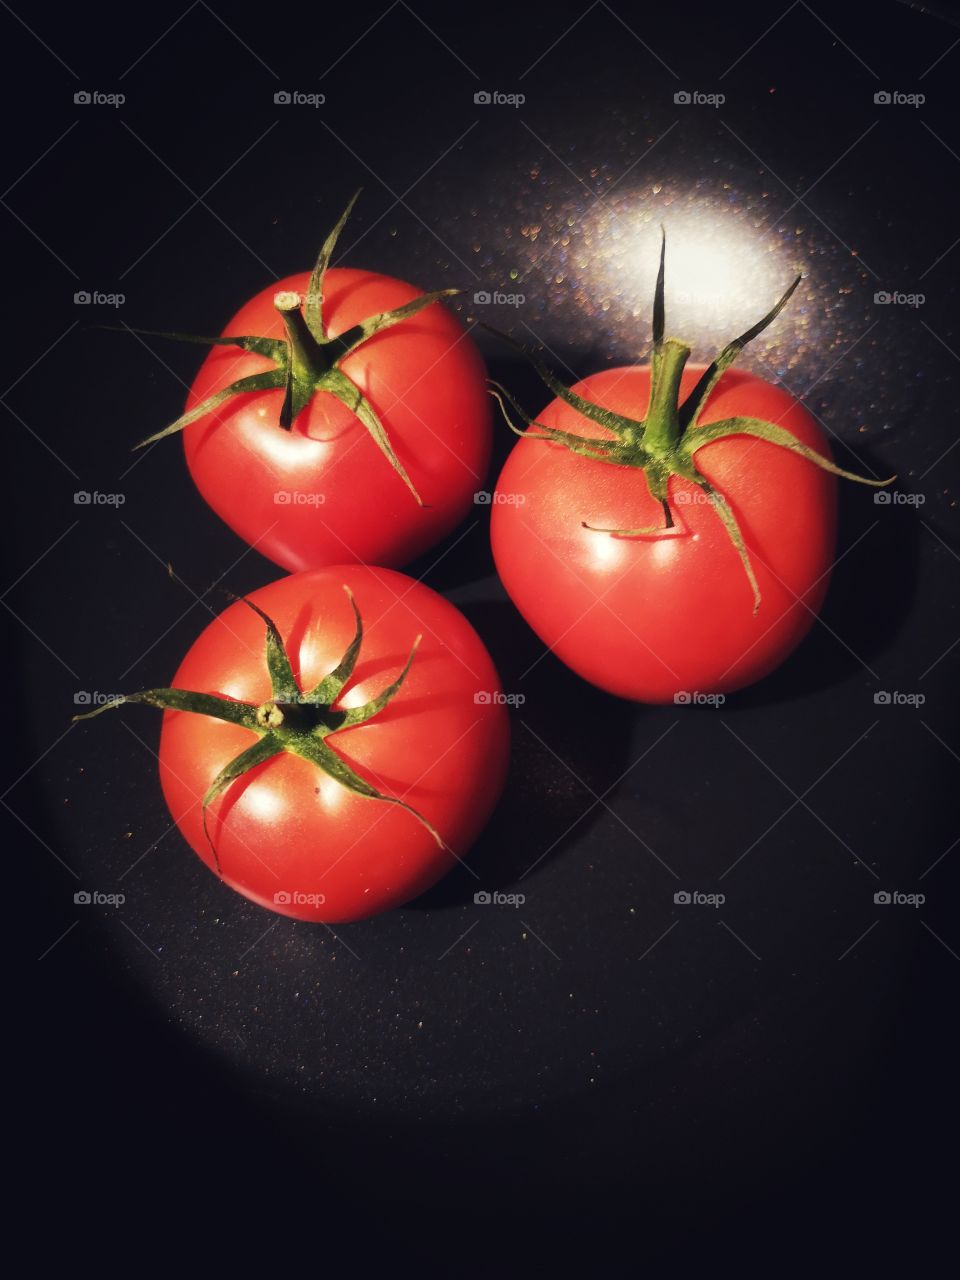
[401,353,556,594]
[407,598,637,909]
[730,440,919,709]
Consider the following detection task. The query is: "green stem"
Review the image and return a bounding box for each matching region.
[643,338,690,456]
[274,291,326,379]
[254,698,323,733]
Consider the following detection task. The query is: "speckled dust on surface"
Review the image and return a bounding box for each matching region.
[427,144,953,504]
[84,131,955,1119]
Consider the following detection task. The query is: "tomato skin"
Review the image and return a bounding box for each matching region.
[156,567,509,922]
[491,365,837,702]
[181,268,490,572]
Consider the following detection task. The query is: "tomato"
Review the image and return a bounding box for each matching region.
[136,195,491,572]
[488,245,890,703]
[78,567,509,922]
[493,364,841,702]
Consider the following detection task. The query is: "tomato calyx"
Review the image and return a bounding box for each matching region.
[488,232,895,613]
[119,190,461,505]
[72,586,444,874]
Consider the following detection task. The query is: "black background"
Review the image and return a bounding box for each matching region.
[7,0,959,1268]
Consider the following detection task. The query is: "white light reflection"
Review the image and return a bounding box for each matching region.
[244,784,284,822]
[585,200,797,350]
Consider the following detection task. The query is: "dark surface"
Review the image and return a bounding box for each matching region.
[7,0,959,1263]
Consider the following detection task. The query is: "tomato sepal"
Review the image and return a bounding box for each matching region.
[134,368,286,449]
[680,415,897,488]
[326,288,461,364]
[102,326,288,362]
[481,330,645,440]
[72,586,446,874]
[201,733,283,871]
[318,367,426,504]
[488,380,624,461]
[72,687,259,728]
[284,734,445,851]
[121,190,460,499]
[676,275,801,433]
[305,587,362,704]
[304,187,363,341]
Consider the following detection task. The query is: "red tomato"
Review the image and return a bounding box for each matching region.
[179,267,490,572]
[491,365,838,703]
[136,567,507,921]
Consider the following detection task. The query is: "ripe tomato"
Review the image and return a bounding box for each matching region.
[492,364,839,702]
[488,241,890,703]
[79,567,509,922]
[136,195,491,572]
